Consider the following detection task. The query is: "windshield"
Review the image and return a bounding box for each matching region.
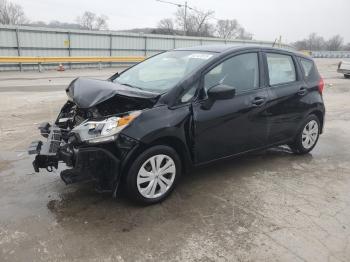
[114,50,215,93]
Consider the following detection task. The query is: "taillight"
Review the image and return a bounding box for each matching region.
[318,78,324,94]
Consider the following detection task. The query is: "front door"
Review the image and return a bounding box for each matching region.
[192,52,270,164]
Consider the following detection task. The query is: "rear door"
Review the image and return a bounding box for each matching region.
[263,51,307,144]
[192,51,270,163]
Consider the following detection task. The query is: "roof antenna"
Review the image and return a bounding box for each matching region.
[272,36,282,48]
[272,38,277,48]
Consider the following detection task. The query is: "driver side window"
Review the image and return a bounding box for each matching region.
[204,53,259,94]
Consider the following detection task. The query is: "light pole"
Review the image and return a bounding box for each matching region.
[183,1,187,35]
[156,0,188,36]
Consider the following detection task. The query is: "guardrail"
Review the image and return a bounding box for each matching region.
[0,56,145,71]
[0,56,145,63]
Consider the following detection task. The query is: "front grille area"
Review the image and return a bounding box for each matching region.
[49,142,60,153]
[52,131,61,141]
[46,127,62,154]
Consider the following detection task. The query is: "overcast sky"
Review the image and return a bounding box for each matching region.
[14,0,350,43]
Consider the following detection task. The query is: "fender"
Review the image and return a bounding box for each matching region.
[120,105,194,173]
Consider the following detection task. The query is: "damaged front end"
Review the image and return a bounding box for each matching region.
[28,77,158,192]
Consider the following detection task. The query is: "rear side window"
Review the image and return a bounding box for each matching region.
[299,58,315,78]
[204,52,259,94]
[266,53,296,85]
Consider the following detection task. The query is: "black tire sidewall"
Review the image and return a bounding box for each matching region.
[293,115,320,154]
[125,145,181,205]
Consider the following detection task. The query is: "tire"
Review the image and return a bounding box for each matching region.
[289,114,321,155]
[345,74,350,79]
[125,145,181,205]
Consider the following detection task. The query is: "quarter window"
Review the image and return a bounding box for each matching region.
[299,58,314,78]
[204,53,259,94]
[180,84,197,103]
[266,53,296,85]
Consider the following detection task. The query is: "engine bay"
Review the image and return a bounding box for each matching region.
[55,94,155,132]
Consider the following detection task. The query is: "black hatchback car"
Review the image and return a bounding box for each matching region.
[29,45,325,204]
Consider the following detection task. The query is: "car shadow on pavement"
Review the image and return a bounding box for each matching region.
[43,146,314,234]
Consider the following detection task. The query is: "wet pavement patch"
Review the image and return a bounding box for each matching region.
[1,60,350,261]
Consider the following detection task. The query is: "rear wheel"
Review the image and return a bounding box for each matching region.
[345,74,350,79]
[289,115,320,155]
[125,145,181,205]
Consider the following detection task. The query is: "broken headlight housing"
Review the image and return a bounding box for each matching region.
[72,111,141,144]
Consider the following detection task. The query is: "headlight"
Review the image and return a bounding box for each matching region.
[72,111,141,144]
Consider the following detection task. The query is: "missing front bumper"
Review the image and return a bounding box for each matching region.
[28,123,122,192]
[60,147,121,191]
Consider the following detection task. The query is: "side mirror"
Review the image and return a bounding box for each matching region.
[207,84,236,100]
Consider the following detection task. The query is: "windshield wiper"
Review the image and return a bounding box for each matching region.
[121,83,144,91]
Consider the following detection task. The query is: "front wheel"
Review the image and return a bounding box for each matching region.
[289,115,320,155]
[345,74,350,79]
[125,145,181,205]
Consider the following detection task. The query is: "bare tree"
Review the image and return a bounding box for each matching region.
[326,35,343,51]
[192,9,215,37]
[216,19,239,39]
[343,43,350,51]
[198,22,215,37]
[237,27,253,40]
[77,11,95,30]
[307,33,326,51]
[157,18,175,34]
[95,15,108,30]
[292,33,348,51]
[293,33,325,51]
[156,7,251,39]
[292,39,309,50]
[0,0,27,25]
[76,11,108,30]
[175,7,215,37]
[216,19,252,40]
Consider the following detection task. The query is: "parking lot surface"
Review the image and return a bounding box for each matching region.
[0,59,350,261]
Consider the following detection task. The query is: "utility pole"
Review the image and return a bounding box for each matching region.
[156,0,188,36]
[183,1,187,36]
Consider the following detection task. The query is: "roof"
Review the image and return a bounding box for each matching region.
[175,44,299,55]
[174,44,246,53]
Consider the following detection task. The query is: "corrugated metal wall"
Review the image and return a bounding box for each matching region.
[0,25,294,71]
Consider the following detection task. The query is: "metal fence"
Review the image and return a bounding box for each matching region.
[311,51,350,59]
[0,25,294,71]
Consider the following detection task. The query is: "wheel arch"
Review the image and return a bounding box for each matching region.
[291,109,324,142]
[309,110,324,133]
[120,136,193,179]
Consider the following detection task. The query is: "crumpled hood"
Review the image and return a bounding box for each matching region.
[66,77,159,108]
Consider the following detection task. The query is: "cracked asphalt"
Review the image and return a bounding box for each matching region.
[0,59,350,261]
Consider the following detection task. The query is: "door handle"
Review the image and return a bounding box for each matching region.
[298,87,308,96]
[252,97,266,107]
